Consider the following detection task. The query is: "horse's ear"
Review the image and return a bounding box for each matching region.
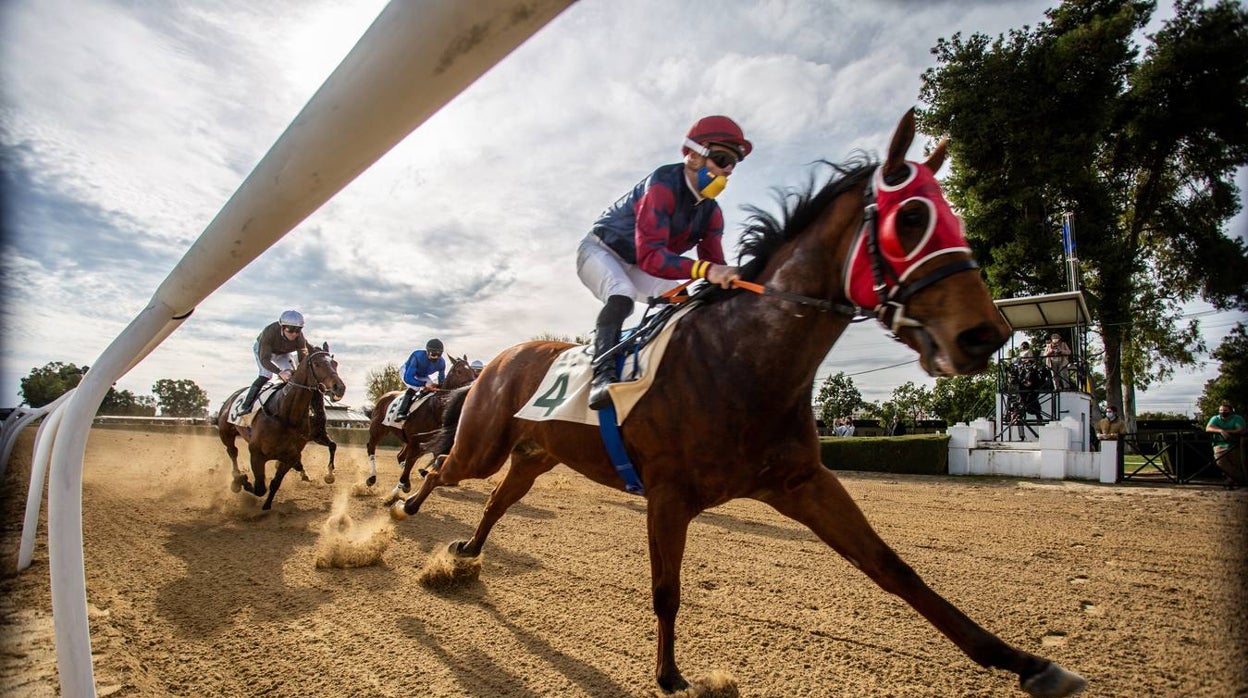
[884,108,917,178]
[924,137,949,175]
[322,342,329,352]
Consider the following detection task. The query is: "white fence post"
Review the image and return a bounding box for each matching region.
[30,2,576,695]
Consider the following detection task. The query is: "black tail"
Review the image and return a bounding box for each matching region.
[419,384,471,457]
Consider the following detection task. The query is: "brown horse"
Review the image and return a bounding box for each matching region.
[217,345,347,510]
[391,110,1085,697]
[364,355,475,495]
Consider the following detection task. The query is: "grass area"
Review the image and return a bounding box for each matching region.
[1123,454,1165,474]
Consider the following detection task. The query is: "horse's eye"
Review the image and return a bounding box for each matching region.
[900,209,925,228]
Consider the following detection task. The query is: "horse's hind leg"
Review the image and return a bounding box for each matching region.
[761,468,1086,697]
[223,435,246,493]
[454,446,558,557]
[392,428,524,520]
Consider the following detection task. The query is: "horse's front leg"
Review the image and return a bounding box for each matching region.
[323,438,337,484]
[762,466,1085,697]
[247,447,267,498]
[646,490,696,693]
[262,461,294,510]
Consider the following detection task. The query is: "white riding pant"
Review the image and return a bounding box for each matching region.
[253,341,296,379]
[576,234,680,304]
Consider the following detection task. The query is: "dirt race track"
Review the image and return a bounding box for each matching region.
[1,427,1245,697]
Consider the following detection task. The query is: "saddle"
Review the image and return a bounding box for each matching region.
[227,382,283,427]
[516,300,699,426]
[383,392,435,428]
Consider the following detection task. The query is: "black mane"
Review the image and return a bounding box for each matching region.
[735,153,877,280]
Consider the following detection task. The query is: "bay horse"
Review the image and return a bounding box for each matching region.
[391,110,1085,697]
[364,355,475,495]
[216,344,347,510]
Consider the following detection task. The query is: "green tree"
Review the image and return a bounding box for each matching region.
[890,381,933,425]
[151,379,209,418]
[919,0,1248,420]
[99,388,157,416]
[19,361,86,407]
[930,370,997,425]
[532,331,590,344]
[366,363,404,406]
[814,372,863,426]
[1197,322,1248,418]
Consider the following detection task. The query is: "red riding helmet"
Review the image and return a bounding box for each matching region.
[682,115,752,160]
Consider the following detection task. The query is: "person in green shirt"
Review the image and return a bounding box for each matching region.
[1205,402,1246,485]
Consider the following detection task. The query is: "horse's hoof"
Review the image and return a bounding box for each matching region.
[1021,663,1087,697]
[402,481,411,493]
[366,475,376,487]
[417,469,428,478]
[448,541,475,557]
[657,672,689,693]
[230,478,242,493]
[389,500,409,521]
[323,473,335,485]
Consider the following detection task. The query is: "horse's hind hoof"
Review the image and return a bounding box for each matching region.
[402,481,412,493]
[1021,662,1086,697]
[230,478,243,493]
[323,473,335,485]
[366,475,376,487]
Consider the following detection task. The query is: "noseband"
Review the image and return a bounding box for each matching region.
[285,349,335,395]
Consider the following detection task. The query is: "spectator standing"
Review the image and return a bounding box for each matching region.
[1206,402,1246,485]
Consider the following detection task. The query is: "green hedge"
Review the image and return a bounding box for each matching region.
[820,434,949,475]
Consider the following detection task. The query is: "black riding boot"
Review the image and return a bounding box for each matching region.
[394,388,417,421]
[239,375,268,413]
[587,295,634,411]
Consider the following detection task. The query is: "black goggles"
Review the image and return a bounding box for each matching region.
[281,325,300,333]
[706,150,739,169]
[427,351,442,359]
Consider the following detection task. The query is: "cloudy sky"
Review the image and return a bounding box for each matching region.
[1,0,1243,418]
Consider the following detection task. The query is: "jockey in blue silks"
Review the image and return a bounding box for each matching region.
[395,338,447,420]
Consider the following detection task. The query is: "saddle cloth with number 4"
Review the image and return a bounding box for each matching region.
[515,304,693,426]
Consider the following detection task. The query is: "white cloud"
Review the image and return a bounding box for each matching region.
[0,0,1239,418]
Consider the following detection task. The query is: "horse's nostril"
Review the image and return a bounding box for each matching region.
[958,323,1006,358]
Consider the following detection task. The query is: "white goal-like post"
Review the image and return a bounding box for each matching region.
[22,2,576,695]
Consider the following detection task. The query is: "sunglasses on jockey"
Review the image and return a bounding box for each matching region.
[705,149,739,169]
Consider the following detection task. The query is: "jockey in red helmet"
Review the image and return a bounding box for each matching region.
[576,115,751,410]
